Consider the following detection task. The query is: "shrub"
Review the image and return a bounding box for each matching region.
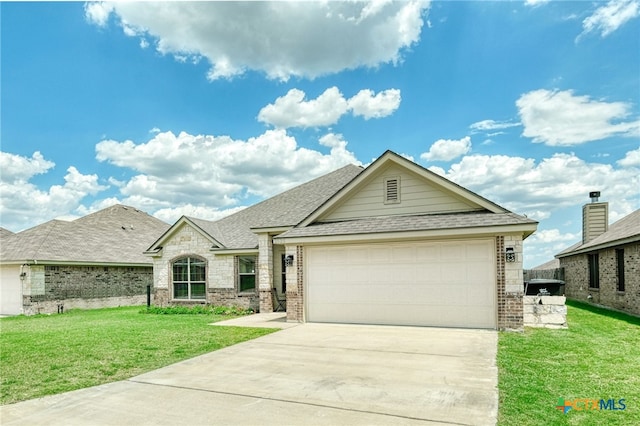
[140,305,254,316]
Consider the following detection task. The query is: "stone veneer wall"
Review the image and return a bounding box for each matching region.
[258,233,274,313]
[22,264,152,315]
[524,296,567,328]
[151,223,259,311]
[561,242,639,316]
[497,235,525,330]
[286,245,304,322]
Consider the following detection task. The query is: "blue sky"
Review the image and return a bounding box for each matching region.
[1,1,639,268]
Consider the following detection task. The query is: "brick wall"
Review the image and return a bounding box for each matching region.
[561,242,639,316]
[22,264,153,315]
[286,245,304,322]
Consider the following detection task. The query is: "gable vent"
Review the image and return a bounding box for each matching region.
[384,177,400,204]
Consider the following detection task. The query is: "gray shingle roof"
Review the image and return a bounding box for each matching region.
[0,205,170,264]
[277,212,537,239]
[167,164,364,249]
[0,227,15,239]
[557,209,640,257]
[532,258,560,270]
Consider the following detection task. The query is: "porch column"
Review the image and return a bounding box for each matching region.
[257,233,274,313]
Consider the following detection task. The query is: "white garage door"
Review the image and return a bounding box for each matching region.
[0,265,23,315]
[306,239,496,328]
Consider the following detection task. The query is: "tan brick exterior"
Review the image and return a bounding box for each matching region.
[560,242,639,316]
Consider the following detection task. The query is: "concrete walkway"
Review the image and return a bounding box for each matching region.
[0,316,498,425]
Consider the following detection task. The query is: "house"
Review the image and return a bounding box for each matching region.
[147,151,537,329]
[0,205,170,315]
[556,198,639,316]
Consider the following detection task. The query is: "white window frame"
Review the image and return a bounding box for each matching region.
[172,256,206,300]
[237,256,257,293]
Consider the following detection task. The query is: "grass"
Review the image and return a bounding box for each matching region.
[0,306,277,405]
[498,299,640,426]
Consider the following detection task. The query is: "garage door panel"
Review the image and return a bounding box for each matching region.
[306,240,496,328]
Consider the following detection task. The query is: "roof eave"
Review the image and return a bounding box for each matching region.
[556,235,640,258]
[274,223,537,245]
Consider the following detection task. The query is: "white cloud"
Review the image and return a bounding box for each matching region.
[84,1,114,27]
[430,152,639,217]
[348,88,401,119]
[0,152,108,232]
[523,228,580,268]
[258,87,401,128]
[469,119,520,132]
[516,89,640,146]
[85,1,428,81]
[95,129,360,212]
[527,228,580,244]
[618,147,640,167]
[420,136,471,162]
[153,205,247,225]
[579,0,640,39]
[258,87,349,129]
[0,151,55,183]
[524,0,550,7]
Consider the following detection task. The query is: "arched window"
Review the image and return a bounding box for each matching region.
[172,257,206,300]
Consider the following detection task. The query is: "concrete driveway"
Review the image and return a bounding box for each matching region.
[0,316,498,425]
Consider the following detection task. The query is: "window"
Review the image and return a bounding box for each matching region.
[172,257,206,300]
[588,253,599,289]
[238,256,256,292]
[384,176,400,204]
[616,249,625,292]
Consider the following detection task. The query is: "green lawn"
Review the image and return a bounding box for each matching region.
[0,306,277,405]
[498,300,639,426]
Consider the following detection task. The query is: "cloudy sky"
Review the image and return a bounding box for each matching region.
[2,1,639,268]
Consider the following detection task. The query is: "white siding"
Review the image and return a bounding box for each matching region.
[322,164,481,221]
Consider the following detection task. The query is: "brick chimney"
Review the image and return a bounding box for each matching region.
[582,191,608,244]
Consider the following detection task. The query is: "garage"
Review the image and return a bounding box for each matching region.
[0,265,23,315]
[306,239,496,328]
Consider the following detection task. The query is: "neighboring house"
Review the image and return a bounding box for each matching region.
[532,259,560,270]
[0,227,14,239]
[147,151,537,329]
[0,205,170,315]
[556,200,639,316]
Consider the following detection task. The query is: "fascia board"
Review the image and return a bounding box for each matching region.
[274,223,537,245]
[556,235,640,257]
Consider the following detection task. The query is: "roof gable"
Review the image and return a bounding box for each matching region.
[302,151,507,226]
[146,216,225,254]
[147,164,363,251]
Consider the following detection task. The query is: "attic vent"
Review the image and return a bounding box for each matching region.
[384,177,400,204]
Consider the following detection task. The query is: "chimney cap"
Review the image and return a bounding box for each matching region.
[589,191,601,202]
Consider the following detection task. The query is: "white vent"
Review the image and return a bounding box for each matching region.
[384,177,400,204]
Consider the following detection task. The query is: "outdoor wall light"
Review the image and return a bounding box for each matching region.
[285,255,294,267]
[505,247,516,263]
